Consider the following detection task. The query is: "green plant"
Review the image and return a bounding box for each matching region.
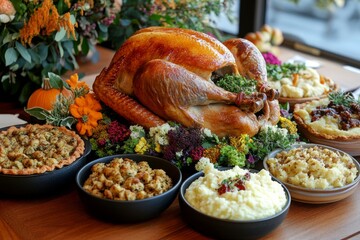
[0,0,119,104]
[107,0,235,50]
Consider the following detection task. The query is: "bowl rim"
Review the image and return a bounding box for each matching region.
[179,168,291,223]
[263,143,360,193]
[76,153,182,203]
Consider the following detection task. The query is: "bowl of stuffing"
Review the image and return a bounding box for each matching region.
[178,159,291,240]
[0,124,91,197]
[76,154,182,223]
[264,143,360,204]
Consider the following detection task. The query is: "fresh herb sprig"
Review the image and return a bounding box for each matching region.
[215,74,257,94]
[267,63,306,81]
[328,91,357,107]
[249,126,298,161]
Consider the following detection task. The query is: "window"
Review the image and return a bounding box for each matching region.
[266,0,360,68]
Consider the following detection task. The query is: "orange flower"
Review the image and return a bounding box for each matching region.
[20,0,76,45]
[66,73,90,97]
[69,93,102,136]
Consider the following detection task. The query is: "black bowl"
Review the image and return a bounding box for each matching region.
[0,138,91,198]
[76,154,182,223]
[179,169,291,240]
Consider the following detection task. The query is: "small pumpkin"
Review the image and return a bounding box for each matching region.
[27,78,72,110]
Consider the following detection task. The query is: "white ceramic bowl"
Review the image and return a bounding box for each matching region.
[264,144,360,204]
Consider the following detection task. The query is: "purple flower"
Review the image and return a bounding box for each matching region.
[190,146,205,161]
[97,138,107,147]
[107,121,131,143]
[247,154,255,164]
[262,52,281,65]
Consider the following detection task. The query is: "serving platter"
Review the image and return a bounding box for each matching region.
[0,124,92,197]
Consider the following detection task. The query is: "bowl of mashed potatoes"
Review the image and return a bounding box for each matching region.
[264,144,360,204]
[178,159,290,240]
[267,64,337,110]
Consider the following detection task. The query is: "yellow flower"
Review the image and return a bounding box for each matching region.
[279,117,298,134]
[135,137,149,154]
[203,144,223,163]
[69,93,102,136]
[154,142,162,153]
[229,134,251,154]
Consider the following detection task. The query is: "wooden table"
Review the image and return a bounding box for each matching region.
[1,45,360,240]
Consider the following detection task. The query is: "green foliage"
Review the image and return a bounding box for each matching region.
[108,0,235,49]
[266,63,306,81]
[328,91,359,107]
[215,74,257,94]
[218,145,246,167]
[1,0,117,104]
[249,126,298,161]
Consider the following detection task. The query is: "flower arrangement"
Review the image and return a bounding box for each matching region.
[25,70,299,171]
[1,0,234,104]
[25,72,103,136]
[88,113,299,170]
[107,0,235,49]
[0,0,120,103]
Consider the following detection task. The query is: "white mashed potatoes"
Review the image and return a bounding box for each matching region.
[268,67,333,98]
[184,159,287,221]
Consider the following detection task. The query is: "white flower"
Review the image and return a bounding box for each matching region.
[195,157,214,172]
[0,0,16,23]
[175,150,183,158]
[129,125,145,139]
[202,128,213,138]
[262,124,288,136]
[149,123,175,145]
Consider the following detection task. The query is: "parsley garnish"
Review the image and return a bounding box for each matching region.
[215,74,257,95]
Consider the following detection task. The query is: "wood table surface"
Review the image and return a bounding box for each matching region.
[1,45,360,240]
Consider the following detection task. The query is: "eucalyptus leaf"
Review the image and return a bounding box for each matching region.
[28,48,41,63]
[15,41,31,63]
[3,33,12,44]
[48,72,64,89]
[24,107,49,121]
[55,28,66,42]
[98,23,108,32]
[58,41,64,58]
[5,48,18,66]
[38,44,49,62]
[18,82,33,104]
[60,116,76,129]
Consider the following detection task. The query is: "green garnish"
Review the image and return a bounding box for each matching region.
[328,91,358,107]
[215,74,257,94]
[249,125,298,160]
[267,63,306,81]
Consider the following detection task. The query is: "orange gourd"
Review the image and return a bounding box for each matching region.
[27,78,72,110]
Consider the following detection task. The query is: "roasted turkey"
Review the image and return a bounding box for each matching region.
[93,27,280,137]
